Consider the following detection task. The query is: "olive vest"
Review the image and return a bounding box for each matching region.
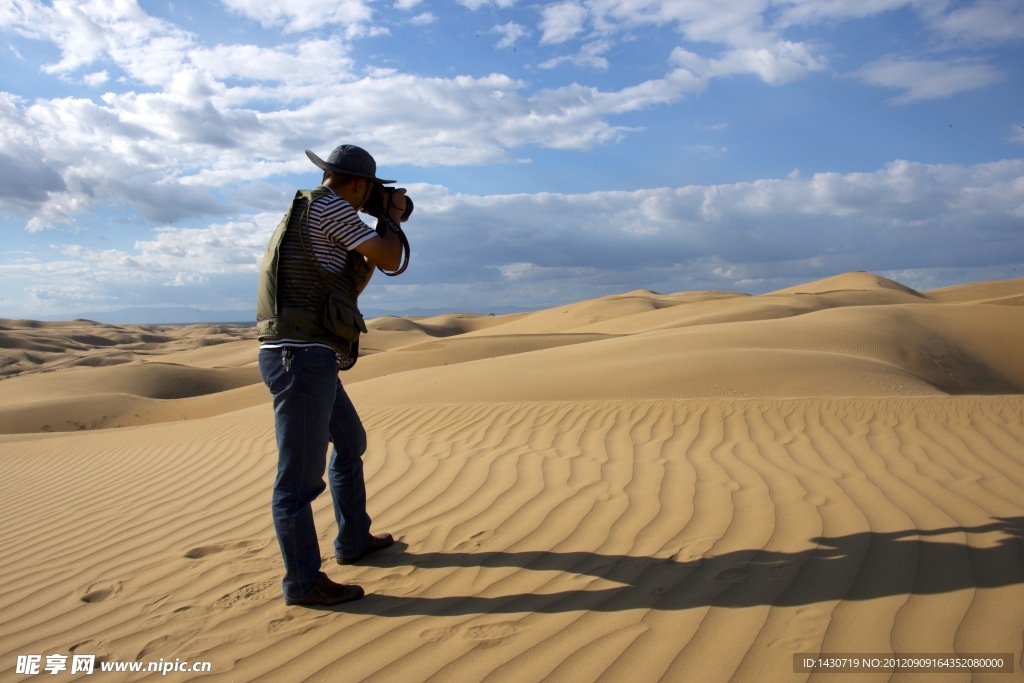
[256,187,369,365]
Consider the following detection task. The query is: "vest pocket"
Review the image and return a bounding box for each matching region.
[322,291,367,343]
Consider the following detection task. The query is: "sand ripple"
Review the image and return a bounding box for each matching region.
[0,397,1021,681]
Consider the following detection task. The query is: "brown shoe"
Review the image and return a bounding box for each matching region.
[336,533,395,565]
[285,572,364,606]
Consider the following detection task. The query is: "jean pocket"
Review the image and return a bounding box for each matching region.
[259,347,294,384]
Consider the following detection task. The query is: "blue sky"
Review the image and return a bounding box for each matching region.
[1,0,1022,321]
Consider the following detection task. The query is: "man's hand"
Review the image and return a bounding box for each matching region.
[354,186,408,274]
[386,188,409,224]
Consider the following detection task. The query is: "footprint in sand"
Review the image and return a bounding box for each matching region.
[268,614,318,637]
[420,626,462,643]
[183,539,270,560]
[69,639,112,665]
[137,595,199,628]
[231,557,279,572]
[464,621,520,647]
[419,621,522,647]
[453,530,495,552]
[213,579,276,608]
[370,571,420,596]
[79,580,123,603]
[761,561,798,580]
[137,631,202,660]
[715,567,749,583]
[142,604,205,631]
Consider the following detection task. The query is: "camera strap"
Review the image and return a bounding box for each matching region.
[375,218,410,276]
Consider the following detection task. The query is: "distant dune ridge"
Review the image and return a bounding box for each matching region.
[1,271,1023,681]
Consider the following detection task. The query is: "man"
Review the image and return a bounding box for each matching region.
[256,144,410,606]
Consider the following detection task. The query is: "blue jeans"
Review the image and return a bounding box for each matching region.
[259,346,372,601]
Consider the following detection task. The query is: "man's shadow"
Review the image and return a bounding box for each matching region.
[340,517,1024,617]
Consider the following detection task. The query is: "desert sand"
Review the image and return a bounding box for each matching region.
[1,271,1022,682]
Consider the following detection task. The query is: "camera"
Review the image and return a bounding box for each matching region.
[362,185,413,222]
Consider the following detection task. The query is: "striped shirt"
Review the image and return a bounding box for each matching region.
[307,190,377,272]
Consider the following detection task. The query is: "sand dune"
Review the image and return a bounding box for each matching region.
[0,320,257,378]
[767,270,929,297]
[1,271,1023,681]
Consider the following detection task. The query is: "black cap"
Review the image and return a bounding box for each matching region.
[305,144,395,184]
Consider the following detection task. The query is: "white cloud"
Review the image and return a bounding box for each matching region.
[0,0,195,86]
[672,40,826,85]
[132,217,274,272]
[775,0,924,26]
[188,39,356,84]
[856,56,1004,103]
[584,0,780,47]
[777,0,1024,45]
[494,21,529,49]
[514,0,1016,102]
[540,39,611,70]
[927,0,1024,44]
[540,2,588,44]
[457,0,517,10]
[219,0,373,35]
[409,13,436,25]
[595,67,707,114]
[83,70,108,86]
[1,1,363,89]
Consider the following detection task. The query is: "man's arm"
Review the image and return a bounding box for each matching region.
[354,225,403,272]
[353,188,409,273]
